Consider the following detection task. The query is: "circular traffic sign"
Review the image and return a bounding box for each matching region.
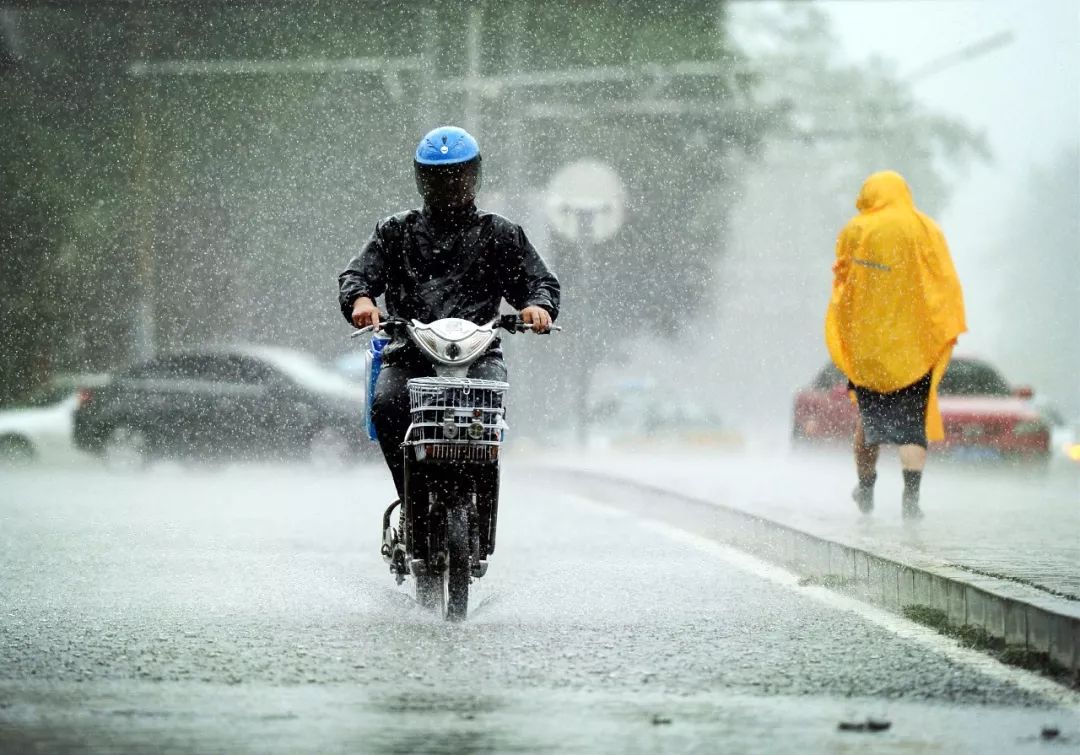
[544,159,626,243]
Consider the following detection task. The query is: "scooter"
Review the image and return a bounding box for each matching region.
[353,314,557,621]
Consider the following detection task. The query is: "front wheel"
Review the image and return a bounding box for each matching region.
[445,505,470,622]
[414,505,470,621]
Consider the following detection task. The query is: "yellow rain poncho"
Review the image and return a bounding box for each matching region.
[825,171,966,441]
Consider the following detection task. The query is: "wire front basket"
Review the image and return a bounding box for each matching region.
[406,377,509,462]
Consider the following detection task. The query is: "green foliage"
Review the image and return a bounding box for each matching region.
[517,0,726,69]
[0,164,61,402]
[0,6,137,396]
[475,1,769,337]
[0,0,989,401]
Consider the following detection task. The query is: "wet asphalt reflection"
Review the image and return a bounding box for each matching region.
[1,464,1077,753]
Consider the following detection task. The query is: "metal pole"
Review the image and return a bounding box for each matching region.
[464,2,484,133]
[130,8,155,360]
[577,240,592,447]
[573,208,597,447]
[903,30,1014,83]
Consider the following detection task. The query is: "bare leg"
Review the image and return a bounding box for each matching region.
[898,444,927,471]
[854,417,880,481]
[852,416,879,513]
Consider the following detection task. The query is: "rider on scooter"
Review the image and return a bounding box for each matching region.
[338,125,561,503]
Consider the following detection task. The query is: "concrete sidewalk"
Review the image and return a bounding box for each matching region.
[529,444,1080,679]
[538,445,1080,600]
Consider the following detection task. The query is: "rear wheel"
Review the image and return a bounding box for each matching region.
[0,435,35,465]
[414,490,446,614]
[103,426,148,471]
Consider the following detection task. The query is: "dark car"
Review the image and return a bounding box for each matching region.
[792,356,1052,462]
[73,345,373,467]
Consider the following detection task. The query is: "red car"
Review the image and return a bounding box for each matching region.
[792,356,1051,461]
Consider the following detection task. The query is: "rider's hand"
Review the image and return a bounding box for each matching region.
[520,305,552,334]
[351,297,381,330]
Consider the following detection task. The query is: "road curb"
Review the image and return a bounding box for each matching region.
[545,467,1080,681]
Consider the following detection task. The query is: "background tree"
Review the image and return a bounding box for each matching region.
[648,3,992,427]
[1,0,772,430]
[991,146,1080,418]
[0,5,135,400]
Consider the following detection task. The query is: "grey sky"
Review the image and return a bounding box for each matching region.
[818,0,1079,354]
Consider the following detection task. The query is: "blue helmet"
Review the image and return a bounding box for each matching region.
[414,126,483,209]
[414,126,481,165]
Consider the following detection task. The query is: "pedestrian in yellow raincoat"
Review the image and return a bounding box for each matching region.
[825,171,966,519]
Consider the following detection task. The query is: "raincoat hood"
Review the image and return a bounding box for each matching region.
[855,170,914,212]
[825,171,967,441]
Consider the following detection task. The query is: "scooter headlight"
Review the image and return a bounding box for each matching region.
[468,421,485,440]
[442,421,459,439]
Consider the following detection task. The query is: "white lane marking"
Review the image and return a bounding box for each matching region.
[568,493,1080,712]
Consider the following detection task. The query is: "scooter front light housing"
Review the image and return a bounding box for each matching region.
[408,318,497,367]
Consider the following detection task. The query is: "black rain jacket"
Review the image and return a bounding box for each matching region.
[338,204,561,364]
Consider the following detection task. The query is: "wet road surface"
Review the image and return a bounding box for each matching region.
[1,465,1077,753]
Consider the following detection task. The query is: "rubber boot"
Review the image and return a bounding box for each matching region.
[852,473,876,514]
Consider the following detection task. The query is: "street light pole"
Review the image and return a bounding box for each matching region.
[903,30,1015,83]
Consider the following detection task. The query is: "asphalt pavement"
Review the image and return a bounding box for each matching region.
[1,463,1078,753]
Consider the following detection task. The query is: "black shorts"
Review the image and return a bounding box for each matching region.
[850,372,932,448]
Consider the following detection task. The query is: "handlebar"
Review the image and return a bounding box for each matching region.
[351,314,561,337]
[349,316,408,338]
[497,314,563,334]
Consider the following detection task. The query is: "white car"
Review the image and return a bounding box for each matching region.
[0,377,107,465]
